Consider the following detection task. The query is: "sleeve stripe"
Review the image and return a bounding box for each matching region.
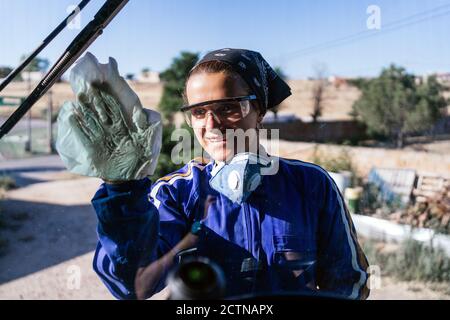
[281,159,368,299]
[108,254,124,283]
[342,204,370,270]
[155,159,207,182]
[93,245,125,299]
[332,184,370,275]
[94,245,132,299]
[149,161,211,209]
[332,184,369,299]
[157,166,194,182]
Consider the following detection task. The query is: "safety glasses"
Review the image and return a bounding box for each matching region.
[181,95,257,128]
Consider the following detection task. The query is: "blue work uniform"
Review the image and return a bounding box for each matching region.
[91,156,370,300]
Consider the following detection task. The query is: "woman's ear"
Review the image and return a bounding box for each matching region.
[252,100,264,123]
[256,111,265,129]
[257,113,264,124]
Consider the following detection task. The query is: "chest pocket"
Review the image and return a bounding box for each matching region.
[273,235,316,263]
[272,235,317,290]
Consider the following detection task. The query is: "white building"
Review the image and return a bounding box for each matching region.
[21,71,45,82]
[436,73,450,84]
[137,70,160,83]
[419,72,450,85]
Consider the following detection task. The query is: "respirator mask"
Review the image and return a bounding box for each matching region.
[209,152,272,204]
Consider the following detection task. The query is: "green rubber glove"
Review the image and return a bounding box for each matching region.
[56,53,162,181]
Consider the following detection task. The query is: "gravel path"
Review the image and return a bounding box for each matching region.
[0,171,111,299]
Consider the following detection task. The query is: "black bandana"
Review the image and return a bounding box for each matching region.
[191,48,291,113]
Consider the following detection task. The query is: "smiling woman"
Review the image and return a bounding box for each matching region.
[184,71,262,162]
[88,48,370,300]
[182,49,290,162]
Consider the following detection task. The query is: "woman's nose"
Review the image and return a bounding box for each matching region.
[205,111,221,129]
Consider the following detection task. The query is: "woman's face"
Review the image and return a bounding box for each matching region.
[186,72,262,162]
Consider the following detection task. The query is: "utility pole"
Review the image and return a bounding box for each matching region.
[24,71,32,152]
[47,89,55,153]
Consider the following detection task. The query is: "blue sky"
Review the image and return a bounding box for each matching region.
[1,0,450,79]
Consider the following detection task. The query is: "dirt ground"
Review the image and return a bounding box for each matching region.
[368,277,450,300]
[0,161,449,300]
[0,169,111,299]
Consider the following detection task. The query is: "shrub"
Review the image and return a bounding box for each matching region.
[362,238,450,284]
[310,146,361,186]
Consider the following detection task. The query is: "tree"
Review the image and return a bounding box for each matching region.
[21,55,50,72]
[158,51,199,123]
[347,77,370,90]
[19,55,50,84]
[352,65,448,148]
[311,64,328,123]
[0,66,13,79]
[151,124,182,180]
[151,51,199,179]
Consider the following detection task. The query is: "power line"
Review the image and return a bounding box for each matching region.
[276,3,450,62]
[280,3,450,60]
[294,10,450,58]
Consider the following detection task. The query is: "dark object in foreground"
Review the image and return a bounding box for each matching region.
[167,257,226,300]
[165,256,345,300]
[0,0,91,93]
[0,0,129,140]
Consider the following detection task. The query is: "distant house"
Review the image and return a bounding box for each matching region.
[137,70,160,83]
[328,75,348,89]
[419,73,450,85]
[435,73,450,84]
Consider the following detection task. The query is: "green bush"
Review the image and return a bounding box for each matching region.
[158,51,199,123]
[390,239,450,282]
[152,50,200,179]
[363,238,450,284]
[352,65,448,148]
[152,123,197,181]
[310,147,361,186]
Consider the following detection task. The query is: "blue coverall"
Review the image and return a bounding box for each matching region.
[91,156,370,300]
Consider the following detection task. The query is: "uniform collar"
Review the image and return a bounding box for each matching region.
[209,145,272,177]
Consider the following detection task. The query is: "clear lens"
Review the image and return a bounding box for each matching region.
[183,100,252,128]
